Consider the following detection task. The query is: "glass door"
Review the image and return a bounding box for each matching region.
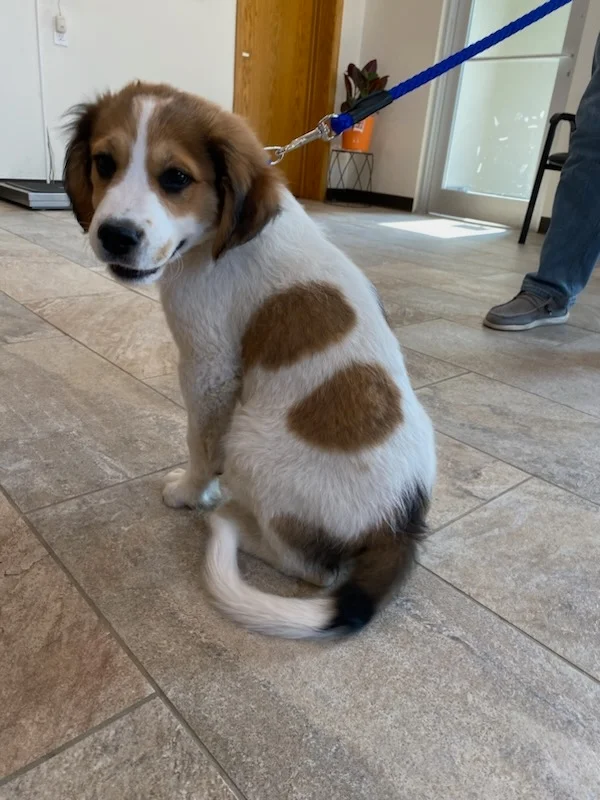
[423,0,588,227]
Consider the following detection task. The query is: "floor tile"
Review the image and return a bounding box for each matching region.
[0,292,61,344]
[145,373,185,406]
[0,337,186,510]
[0,229,43,258]
[30,473,600,800]
[418,372,600,504]
[367,275,496,329]
[376,290,440,327]
[29,292,177,379]
[0,214,103,271]
[401,348,466,389]
[399,319,600,417]
[368,262,523,305]
[430,434,527,530]
[0,493,150,777]
[0,250,120,304]
[423,479,600,679]
[0,699,236,799]
[569,301,600,333]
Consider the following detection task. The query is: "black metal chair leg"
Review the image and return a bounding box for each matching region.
[519,119,558,244]
[519,113,574,245]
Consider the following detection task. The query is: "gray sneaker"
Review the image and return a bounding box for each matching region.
[484,292,569,331]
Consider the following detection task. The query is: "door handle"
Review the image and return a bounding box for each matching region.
[241,51,250,58]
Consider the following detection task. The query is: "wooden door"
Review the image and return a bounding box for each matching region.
[234,0,343,199]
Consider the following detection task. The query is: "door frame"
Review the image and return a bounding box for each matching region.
[414,0,589,226]
[233,0,344,200]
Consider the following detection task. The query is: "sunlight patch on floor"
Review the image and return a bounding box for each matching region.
[379,217,507,239]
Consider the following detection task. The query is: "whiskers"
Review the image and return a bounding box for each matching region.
[161,252,185,286]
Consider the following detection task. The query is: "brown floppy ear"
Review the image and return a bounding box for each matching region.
[63,102,101,231]
[208,128,281,260]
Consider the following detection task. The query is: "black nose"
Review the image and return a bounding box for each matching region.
[97,220,143,257]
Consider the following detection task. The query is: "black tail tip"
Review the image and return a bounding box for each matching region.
[325,583,375,634]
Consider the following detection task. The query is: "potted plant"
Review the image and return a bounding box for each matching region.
[340,60,389,152]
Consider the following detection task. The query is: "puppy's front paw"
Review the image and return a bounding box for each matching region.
[162,470,221,510]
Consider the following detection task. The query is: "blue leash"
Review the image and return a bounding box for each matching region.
[330,0,573,135]
[265,0,573,164]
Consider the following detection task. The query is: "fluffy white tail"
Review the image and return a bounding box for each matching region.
[204,513,333,639]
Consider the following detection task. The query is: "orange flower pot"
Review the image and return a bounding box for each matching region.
[341,115,375,152]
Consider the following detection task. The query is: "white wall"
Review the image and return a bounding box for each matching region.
[541,2,600,218]
[359,0,445,198]
[0,0,236,180]
[1,0,435,197]
[335,0,367,112]
[0,1,46,178]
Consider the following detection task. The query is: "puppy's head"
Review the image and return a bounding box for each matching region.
[64,82,281,284]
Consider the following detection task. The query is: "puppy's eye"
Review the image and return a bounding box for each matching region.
[94,153,116,180]
[159,168,192,194]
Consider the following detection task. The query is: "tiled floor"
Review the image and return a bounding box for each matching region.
[1,198,599,799]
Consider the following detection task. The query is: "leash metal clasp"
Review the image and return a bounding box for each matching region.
[265,114,338,166]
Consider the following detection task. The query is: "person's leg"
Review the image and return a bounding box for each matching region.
[485,34,600,330]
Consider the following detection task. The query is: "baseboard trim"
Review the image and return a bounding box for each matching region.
[538,216,551,234]
[325,188,413,211]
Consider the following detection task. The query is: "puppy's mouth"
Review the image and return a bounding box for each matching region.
[108,240,187,283]
[109,264,161,282]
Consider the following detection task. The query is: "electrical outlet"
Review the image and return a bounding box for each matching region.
[54,30,69,47]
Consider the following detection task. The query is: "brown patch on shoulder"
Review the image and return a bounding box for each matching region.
[242,282,356,372]
[288,362,402,451]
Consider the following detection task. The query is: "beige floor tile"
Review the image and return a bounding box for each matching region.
[430,433,527,530]
[401,348,466,389]
[0,213,103,271]
[423,479,600,679]
[0,494,150,777]
[569,301,600,333]
[0,250,121,304]
[0,229,44,258]
[0,699,236,799]
[145,373,185,406]
[0,215,79,245]
[29,292,177,379]
[0,337,186,510]
[373,279,494,329]
[369,262,524,305]
[0,292,61,344]
[29,472,600,800]
[460,246,542,275]
[418,372,600,504]
[399,319,600,417]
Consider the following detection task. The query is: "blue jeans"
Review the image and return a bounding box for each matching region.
[522,33,600,308]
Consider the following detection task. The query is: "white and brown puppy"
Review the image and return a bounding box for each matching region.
[64,82,436,639]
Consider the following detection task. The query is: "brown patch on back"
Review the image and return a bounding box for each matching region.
[242,282,356,372]
[288,362,402,451]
